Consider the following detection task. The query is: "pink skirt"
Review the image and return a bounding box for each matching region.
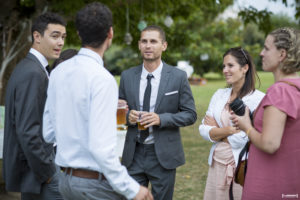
[203,142,242,200]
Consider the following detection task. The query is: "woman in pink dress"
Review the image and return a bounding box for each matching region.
[199,47,264,200]
[232,27,300,200]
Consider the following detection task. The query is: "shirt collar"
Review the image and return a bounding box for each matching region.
[77,48,104,67]
[142,61,163,79]
[29,48,48,68]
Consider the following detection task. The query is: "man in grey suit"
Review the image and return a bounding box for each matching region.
[3,12,66,200]
[119,25,197,200]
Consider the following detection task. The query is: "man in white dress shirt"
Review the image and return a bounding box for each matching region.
[43,2,152,200]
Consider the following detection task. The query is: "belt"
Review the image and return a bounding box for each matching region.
[61,167,106,180]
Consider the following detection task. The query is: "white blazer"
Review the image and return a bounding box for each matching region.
[199,88,265,166]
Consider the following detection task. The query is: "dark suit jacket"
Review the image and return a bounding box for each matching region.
[119,63,197,170]
[3,53,56,193]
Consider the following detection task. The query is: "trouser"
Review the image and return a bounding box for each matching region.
[58,169,126,200]
[21,166,63,200]
[127,142,176,200]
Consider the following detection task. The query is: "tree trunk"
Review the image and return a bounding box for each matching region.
[0,20,31,105]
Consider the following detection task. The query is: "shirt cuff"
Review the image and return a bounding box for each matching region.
[199,125,217,143]
[123,178,140,200]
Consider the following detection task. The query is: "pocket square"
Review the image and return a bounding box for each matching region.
[165,91,178,96]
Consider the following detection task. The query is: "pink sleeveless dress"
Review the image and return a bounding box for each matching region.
[242,79,300,200]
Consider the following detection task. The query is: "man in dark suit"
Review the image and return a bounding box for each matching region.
[119,25,197,200]
[3,12,66,200]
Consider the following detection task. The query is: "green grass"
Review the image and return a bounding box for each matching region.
[173,72,274,200]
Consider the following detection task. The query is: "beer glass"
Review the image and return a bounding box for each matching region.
[117,101,126,130]
[137,111,147,131]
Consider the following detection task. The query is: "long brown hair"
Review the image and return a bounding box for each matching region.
[223,47,260,98]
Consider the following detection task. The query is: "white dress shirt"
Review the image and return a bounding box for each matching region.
[29,48,49,77]
[43,48,139,199]
[199,88,265,166]
[139,61,163,144]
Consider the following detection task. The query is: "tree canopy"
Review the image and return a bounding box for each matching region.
[0,0,299,103]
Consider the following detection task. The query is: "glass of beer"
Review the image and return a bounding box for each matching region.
[117,101,127,130]
[137,111,147,131]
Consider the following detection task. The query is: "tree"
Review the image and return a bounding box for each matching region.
[0,0,48,103]
[238,0,300,35]
[1,0,300,103]
[0,0,234,103]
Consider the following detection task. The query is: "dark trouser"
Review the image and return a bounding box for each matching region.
[127,142,176,200]
[58,169,125,200]
[21,167,63,200]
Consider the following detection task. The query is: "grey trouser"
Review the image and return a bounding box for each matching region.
[127,143,176,200]
[21,166,63,200]
[58,169,126,200]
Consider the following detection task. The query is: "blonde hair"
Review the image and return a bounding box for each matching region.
[269,27,300,74]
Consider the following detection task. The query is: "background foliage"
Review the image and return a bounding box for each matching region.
[0,0,300,103]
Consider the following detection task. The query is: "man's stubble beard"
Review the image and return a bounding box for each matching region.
[142,54,161,62]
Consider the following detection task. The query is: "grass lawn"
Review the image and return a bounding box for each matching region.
[173,71,274,200]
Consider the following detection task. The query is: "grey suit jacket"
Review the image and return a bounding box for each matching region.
[119,63,197,169]
[3,53,56,193]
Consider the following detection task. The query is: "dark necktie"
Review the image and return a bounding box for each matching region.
[46,65,51,75]
[140,74,154,142]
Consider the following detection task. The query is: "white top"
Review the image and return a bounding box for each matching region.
[199,88,265,166]
[43,48,139,199]
[29,48,49,77]
[139,61,163,143]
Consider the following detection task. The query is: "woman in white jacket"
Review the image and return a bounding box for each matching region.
[199,47,265,200]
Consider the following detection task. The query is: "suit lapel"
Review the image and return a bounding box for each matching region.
[27,53,48,76]
[155,63,170,112]
[134,65,143,110]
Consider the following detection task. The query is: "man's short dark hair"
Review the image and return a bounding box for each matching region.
[31,12,66,42]
[141,25,166,42]
[75,2,113,48]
